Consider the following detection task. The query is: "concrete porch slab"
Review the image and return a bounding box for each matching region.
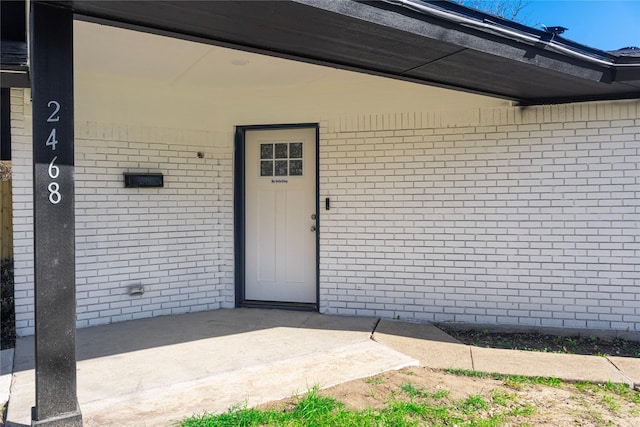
[6,310,639,426]
[6,309,417,427]
[1,348,14,407]
[82,340,417,427]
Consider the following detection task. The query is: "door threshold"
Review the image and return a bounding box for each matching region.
[240,300,318,312]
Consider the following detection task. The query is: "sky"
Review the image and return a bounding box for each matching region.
[517,0,640,51]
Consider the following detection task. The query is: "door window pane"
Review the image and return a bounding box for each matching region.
[260,144,274,159]
[275,160,288,176]
[275,143,288,159]
[289,143,303,159]
[260,161,273,177]
[290,160,303,176]
[259,141,303,177]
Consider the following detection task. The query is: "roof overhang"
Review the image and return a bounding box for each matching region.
[17,0,640,104]
[0,0,29,88]
[0,40,29,88]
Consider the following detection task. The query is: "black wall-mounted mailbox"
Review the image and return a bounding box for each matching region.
[124,173,164,188]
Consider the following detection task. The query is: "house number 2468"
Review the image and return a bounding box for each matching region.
[46,100,61,204]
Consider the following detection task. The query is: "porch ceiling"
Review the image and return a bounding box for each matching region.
[45,0,640,104]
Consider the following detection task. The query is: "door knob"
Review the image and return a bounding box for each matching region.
[310,225,316,232]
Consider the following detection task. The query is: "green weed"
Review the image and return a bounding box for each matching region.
[400,382,419,398]
[445,369,562,388]
[445,368,493,378]
[491,389,515,406]
[496,339,513,349]
[400,382,430,399]
[460,394,489,413]
[433,390,450,400]
[601,380,628,395]
[365,376,384,385]
[601,394,620,412]
[510,403,536,416]
[504,375,562,388]
[565,337,578,348]
[575,381,592,392]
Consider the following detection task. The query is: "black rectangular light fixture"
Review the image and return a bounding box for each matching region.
[123,173,164,188]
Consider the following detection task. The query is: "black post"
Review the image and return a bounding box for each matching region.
[30,3,82,426]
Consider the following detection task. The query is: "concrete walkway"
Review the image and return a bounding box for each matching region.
[374,319,640,386]
[2,309,639,427]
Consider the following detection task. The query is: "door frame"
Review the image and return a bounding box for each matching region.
[234,123,320,310]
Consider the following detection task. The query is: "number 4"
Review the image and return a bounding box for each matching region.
[46,128,57,150]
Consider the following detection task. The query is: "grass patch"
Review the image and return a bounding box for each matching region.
[601,394,620,412]
[445,368,562,387]
[182,371,639,427]
[182,382,542,427]
[459,394,489,413]
[575,380,640,406]
[400,382,430,399]
[491,389,515,406]
[432,390,450,400]
[509,403,536,417]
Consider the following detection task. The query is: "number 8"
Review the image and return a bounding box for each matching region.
[48,182,61,204]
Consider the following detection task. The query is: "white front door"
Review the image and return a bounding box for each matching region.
[244,127,317,303]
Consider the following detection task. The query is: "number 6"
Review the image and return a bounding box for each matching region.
[48,156,59,179]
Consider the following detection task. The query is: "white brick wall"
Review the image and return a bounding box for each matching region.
[12,89,234,335]
[11,86,640,334]
[10,89,35,335]
[319,101,640,332]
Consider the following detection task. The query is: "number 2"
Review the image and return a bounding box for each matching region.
[47,101,60,122]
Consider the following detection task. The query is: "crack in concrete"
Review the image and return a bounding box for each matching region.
[469,346,475,370]
[370,318,382,341]
[605,356,636,388]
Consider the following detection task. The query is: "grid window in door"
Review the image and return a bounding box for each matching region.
[260,142,303,177]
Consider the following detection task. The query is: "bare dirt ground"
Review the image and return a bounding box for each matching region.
[439,327,640,358]
[261,367,640,426]
[260,328,638,426]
